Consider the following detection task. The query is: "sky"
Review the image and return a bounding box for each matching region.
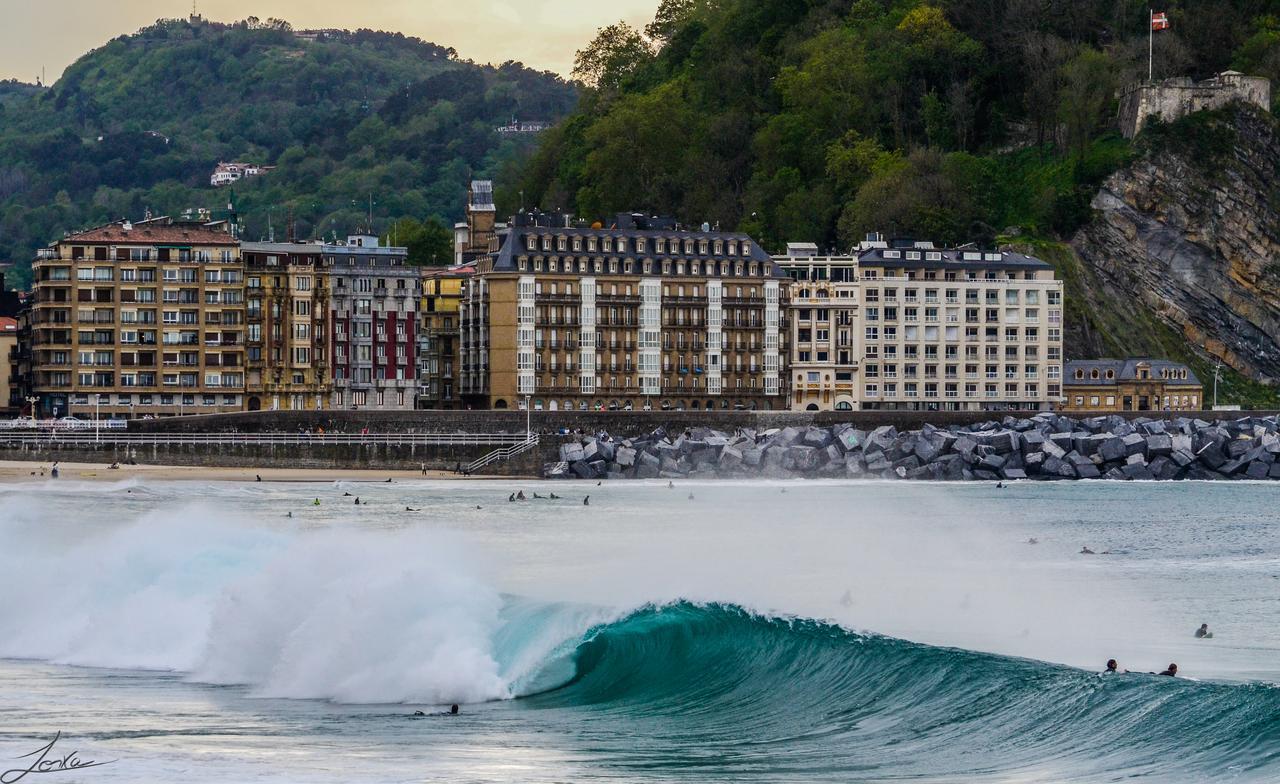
[1,0,658,84]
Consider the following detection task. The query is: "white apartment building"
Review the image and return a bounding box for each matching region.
[777,237,1064,412]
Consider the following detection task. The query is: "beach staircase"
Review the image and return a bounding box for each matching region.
[465,433,540,474]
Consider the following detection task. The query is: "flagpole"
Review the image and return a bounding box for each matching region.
[1149,9,1154,82]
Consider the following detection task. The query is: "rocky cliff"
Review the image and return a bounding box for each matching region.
[1068,104,1280,392]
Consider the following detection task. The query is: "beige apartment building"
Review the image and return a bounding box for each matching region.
[29,217,246,418]
[461,212,788,411]
[241,242,331,411]
[777,238,1064,411]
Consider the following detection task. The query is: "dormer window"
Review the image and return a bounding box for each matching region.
[643,260,653,274]
[684,240,694,255]
[727,241,736,256]
[624,260,634,273]
[587,237,597,252]
[572,237,582,252]
[698,239,709,255]
[1090,369,1100,380]
[714,240,723,255]
[557,236,567,251]
[1106,370,1115,380]
[749,263,758,276]
[662,260,672,275]
[526,235,537,251]
[656,238,665,254]
[676,261,686,275]
[691,261,700,276]
[635,238,646,254]
[603,237,613,253]
[541,235,551,251]
[1075,369,1084,379]
[549,259,558,272]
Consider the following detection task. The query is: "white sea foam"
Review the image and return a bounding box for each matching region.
[0,501,595,704]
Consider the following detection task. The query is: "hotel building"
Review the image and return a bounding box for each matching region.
[460,212,788,411]
[240,242,331,411]
[29,217,246,418]
[777,238,1064,411]
[326,234,419,411]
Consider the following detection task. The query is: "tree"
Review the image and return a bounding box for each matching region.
[572,22,654,93]
[1057,48,1115,156]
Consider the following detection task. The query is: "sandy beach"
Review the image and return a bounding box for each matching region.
[0,460,494,483]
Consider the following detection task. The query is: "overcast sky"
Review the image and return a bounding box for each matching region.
[2,0,657,84]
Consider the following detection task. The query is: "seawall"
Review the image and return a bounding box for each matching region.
[2,409,1275,476]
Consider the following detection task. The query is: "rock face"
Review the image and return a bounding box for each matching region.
[1070,104,1280,385]
[543,414,1280,482]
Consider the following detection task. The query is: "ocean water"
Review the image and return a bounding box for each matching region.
[0,477,1277,782]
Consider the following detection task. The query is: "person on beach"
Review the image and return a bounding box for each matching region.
[256,475,262,482]
[50,463,59,479]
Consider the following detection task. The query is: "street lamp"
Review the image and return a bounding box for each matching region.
[95,393,105,443]
[24,395,38,419]
[525,394,532,438]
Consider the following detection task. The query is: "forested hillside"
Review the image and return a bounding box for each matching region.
[0,16,576,286]
[518,0,1280,253]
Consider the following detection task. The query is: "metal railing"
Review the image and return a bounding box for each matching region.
[0,432,535,447]
[465,434,540,474]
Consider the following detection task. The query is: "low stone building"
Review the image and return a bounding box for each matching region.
[1118,71,1270,138]
[1062,359,1202,413]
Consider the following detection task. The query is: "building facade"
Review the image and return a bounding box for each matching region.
[461,212,788,412]
[241,242,331,411]
[453,180,498,266]
[29,218,245,418]
[326,234,419,411]
[0,316,17,415]
[418,267,467,409]
[777,238,1065,412]
[1061,359,1202,413]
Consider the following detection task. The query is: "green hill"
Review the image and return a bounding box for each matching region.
[517,0,1279,253]
[0,16,576,286]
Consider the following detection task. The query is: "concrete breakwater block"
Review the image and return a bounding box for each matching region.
[542,414,1280,483]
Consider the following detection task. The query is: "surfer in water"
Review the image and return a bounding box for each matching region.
[516,490,527,501]
[1158,663,1179,677]
[509,493,516,502]
[1195,623,1213,639]
[583,496,590,506]
[1103,659,1126,674]
[1080,546,1095,555]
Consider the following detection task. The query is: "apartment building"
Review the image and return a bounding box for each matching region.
[241,242,331,411]
[327,234,419,410]
[418,266,468,409]
[460,212,788,412]
[452,180,498,266]
[29,217,245,418]
[0,316,17,415]
[777,238,1064,411]
[1062,359,1202,413]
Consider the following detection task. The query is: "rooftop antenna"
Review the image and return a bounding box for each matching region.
[286,206,295,243]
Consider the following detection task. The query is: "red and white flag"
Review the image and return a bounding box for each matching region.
[1151,12,1170,31]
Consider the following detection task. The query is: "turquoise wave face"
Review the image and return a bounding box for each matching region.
[526,602,1280,781]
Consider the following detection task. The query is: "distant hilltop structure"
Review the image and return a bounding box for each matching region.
[211,161,274,187]
[495,118,549,135]
[1119,71,1271,138]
